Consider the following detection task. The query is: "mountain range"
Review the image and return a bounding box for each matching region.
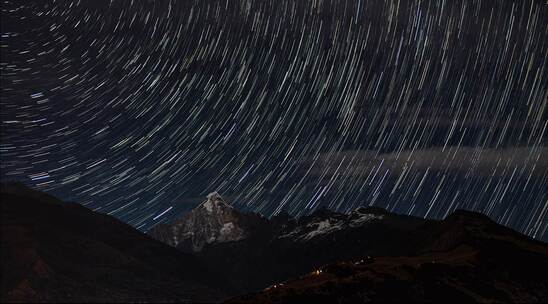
[2,183,547,303]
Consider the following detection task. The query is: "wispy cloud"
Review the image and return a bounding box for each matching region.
[301,146,547,178]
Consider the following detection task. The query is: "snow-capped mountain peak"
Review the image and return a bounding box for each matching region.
[206,191,223,202]
[201,191,231,212]
[278,209,384,241]
[149,192,248,252]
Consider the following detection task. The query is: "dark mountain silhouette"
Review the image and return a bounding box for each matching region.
[2,184,547,303]
[152,193,548,302]
[0,183,225,303]
[227,239,548,304]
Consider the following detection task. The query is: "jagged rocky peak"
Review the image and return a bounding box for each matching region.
[201,191,231,212]
[149,191,248,252]
[206,191,222,201]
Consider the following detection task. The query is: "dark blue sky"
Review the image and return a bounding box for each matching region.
[1,0,546,240]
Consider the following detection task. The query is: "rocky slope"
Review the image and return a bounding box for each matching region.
[149,192,269,252]
[0,183,225,303]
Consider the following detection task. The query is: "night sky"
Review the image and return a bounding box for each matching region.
[1,0,547,240]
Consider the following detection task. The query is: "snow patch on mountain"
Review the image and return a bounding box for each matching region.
[302,219,344,240]
[349,213,384,227]
[279,212,384,241]
[203,200,214,212]
[172,225,180,246]
[220,222,236,235]
[202,191,230,212]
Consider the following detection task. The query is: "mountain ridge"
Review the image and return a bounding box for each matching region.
[149,192,547,299]
[3,184,547,303]
[0,183,226,303]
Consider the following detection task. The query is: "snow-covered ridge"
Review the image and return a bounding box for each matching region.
[280,211,384,241]
[151,192,387,251]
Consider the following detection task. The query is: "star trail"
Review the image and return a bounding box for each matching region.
[1,0,547,240]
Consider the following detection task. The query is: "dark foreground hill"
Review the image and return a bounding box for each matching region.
[0,183,225,303]
[228,231,548,303]
[225,211,548,303]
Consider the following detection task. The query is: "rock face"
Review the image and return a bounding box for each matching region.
[149,192,254,252]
